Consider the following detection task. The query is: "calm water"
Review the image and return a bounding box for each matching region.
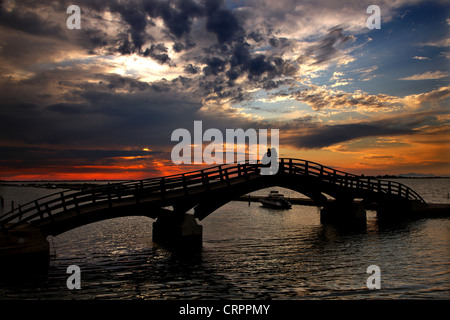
[0,179,449,300]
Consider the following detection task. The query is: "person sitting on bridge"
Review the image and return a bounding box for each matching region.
[261,148,271,167]
[261,147,278,175]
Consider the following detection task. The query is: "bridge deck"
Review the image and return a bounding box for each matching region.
[0,158,429,236]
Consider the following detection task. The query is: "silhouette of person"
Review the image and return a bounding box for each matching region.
[261,147,278,175]
[261,148,271,167]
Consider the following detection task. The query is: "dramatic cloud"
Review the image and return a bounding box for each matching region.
[399,71,449,80]
[283,113,439,149]
[0,0,449,178]
[286,85,403,111]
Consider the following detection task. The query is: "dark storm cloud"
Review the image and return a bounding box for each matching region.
[184,63,201,74]
[142,0,204,38]
[306,26,353,65]
[0,69,204,148]
[294,123,410,149]
[0,0,375,171]
[285,115,437,149]
[143,43,171,64]
[0,6,64,38]
[205,2,244,44]
[0,146,162,162]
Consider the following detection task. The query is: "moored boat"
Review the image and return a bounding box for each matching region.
[259,191,292,209]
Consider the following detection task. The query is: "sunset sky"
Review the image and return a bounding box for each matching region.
[0,0,449,180]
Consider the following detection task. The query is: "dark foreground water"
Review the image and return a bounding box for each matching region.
[0,179,449,300]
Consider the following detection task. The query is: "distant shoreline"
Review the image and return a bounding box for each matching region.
[1,176,449,193]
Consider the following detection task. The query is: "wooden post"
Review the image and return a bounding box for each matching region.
[61,192,67,212]
[45,204,54,223]
[35,200,43,219]
[107,189,112,208]
[225,169,230,187]
[160,178,166,200]
[182,174,188,195]
[135,184,140,204]
[218,166,224,181]
[74,195,80,216]
[203,171,210,190]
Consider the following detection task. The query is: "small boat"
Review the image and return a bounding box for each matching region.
[259,191,292,209]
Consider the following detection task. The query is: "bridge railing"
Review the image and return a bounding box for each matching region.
[280,158,426,203]
[0,158,426,231]
[0,160,262,230]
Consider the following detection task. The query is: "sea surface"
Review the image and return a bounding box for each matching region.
[0,178,449,300]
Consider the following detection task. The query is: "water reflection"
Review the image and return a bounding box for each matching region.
[0,184,449,299]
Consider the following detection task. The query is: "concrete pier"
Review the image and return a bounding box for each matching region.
[320,202,367,227]
[0,224,50,266]
[376,200,426,222]
[152,213,203,247]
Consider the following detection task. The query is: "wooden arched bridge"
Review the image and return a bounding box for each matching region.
[0,158,430,255]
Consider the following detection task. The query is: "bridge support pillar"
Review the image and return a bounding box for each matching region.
[0,225,50,270]
[320,201,366,227]
[152,213,202,247]
[376,200,425,222]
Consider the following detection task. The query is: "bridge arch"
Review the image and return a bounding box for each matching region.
[0,158,427,245]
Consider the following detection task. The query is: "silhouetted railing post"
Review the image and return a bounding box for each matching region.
[225,169,230,187]
[74,195,80,216]
[61,192,67,213]
[218,166,224,181]
[135,184,140,204]
[182,174,188,195]
[45,204,54,223]
[35,200,43,219]
[160,178,166,200]
[107,188,112,209]
[202,170,210,190]
[289,159,293,174]
[243,163,250,181]
[117,187,122,200]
